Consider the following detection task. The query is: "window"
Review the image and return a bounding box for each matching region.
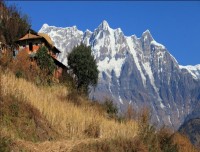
[29,42,33,51]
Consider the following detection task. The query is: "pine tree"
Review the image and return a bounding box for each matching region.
[68,43,99,95]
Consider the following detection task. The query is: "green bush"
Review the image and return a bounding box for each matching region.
[9,101,19,117]
[36,46,56,85]
[158,128,178,152]
[15,70,24,78]
[102,99,118,119]
[0,136,11,152]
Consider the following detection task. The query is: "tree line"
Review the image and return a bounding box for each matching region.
[0,0,30,46]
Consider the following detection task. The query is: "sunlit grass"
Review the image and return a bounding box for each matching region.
[1,70,138,140]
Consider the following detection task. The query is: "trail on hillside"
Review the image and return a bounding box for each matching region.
[14,139,100,152]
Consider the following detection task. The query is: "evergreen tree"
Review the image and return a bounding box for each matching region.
[68,43,99,95]
[36,46,56,84]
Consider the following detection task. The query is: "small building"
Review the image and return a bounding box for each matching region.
[15,29,66,79]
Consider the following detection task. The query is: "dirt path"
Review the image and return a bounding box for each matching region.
[14,138,99,152]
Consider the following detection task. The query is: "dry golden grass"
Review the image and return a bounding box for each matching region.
[173,133,198,152]
[1,70,138,140]
[1,69,198,152]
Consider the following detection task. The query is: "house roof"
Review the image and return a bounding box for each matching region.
[18,32,54,46]
[17,29,61,52]
[52,46,61,53]
[18,33,42,41]
[38,33,54,47]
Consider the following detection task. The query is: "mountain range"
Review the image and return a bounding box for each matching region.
[39,20,200,130]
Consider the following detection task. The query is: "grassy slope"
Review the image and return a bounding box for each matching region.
[0,70,138,151]
[0,69,198,152]
[0,94,59,142]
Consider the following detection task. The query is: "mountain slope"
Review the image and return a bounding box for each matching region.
[39,20,200,130]
[179,118,200,147]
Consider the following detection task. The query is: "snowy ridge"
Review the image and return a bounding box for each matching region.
[179,64,200,79]
[151,40,165,49]
[126,37,146,86]
[39,24,84,66]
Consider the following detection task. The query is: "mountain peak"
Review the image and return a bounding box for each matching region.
[142,29,154,42]
[142,29,152,37]
[98,20,110,30]
[42,23,49,28]
[85,29,92,33]
[102,20,109,27]
[143,29,151,34]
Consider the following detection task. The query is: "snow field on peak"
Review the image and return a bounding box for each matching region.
[179,64,200,79]
[151,40,165,49]
[98,57,125,78]
[180,64,200,70]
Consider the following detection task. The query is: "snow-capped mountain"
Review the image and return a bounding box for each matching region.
[39,23,83,65]
[39,20,200,130]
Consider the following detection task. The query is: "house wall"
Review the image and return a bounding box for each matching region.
[18,39,44,54]
[17,38,65,80]
[18,39,59,59]
[54,67,63,79]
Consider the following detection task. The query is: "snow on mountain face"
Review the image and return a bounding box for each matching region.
[39,21,200,130]
[89,21,128,79]
[39,24,83,65]
[179,64,200,79]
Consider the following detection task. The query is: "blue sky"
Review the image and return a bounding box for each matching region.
[7,1,200,66]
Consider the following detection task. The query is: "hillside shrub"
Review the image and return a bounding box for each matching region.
[0,50,12,69]
[10,50,39,82]
[0,136,11,152]
[138,108,178,152]
[158,128,178,152]
[36,46,56,85]
[102,99,118,119]
[172,133,198,152]
[124,104,136,121]
[84,123,100,138]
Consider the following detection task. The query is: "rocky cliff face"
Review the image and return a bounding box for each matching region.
[39,21,200,130]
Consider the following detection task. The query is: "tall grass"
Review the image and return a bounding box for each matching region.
[1,70,138,140]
